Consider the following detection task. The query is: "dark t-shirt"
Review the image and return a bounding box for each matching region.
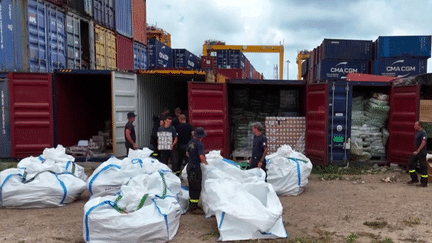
[186,139,205,166]
[252,134,267,160]
[415,129,427,153]
[176,123,194,146]
[172,116,180,128]
[124,121,136,147]
[157,126,178,151]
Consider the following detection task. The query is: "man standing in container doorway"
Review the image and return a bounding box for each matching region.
[249,122,268,179]
[186,127,208,214]
[407,121,428,187]
[158,116,179,173]
[176,114,194,168]
[172,107,182,128]
[124,112,137,156]
[150,108,170,158]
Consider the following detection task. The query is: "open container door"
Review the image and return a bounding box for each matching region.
[9,73,54,158]
[112,72,137,157]
[305,83,328,165]
[188,82,229,157]
[387,84,420,165]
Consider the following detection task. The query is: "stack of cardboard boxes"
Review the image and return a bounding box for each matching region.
[265,117,306,154]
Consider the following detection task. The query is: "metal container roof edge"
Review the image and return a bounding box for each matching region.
[228,79,306,85]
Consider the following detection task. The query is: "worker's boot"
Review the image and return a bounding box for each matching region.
[188,201,204,215]
[417,175,428,187]
[407,170,419,184]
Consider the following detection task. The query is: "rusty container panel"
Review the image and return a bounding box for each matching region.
[95,24,117,70]
[188,82,229,157]
[387,85,420,165]
[9,73,53,158]
[132,0,147,45]
[116,34,134,70]
[0,73,11,158]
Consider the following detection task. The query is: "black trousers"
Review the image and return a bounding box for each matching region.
[160,150,179,173]
[177,145,187,166]
[187,163,202,201]
[249,158,267,181]
[408,151,428,175]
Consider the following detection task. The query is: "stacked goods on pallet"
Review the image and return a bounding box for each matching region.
[265,117,306,154]
[371,36,431,78]
[350,93,390,161]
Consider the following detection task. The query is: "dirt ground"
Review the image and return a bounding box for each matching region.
[1,164,432,243]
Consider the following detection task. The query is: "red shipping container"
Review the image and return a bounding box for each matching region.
[132,0,147,45]
[216,68,245,80]
[116,34,134,70]
[201,56,217,69]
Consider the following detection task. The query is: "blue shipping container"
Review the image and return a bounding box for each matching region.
[172,49,201,69]
[321,39,373,61]
[375,36,432,59]
[134,41,148,69]
[317,60,369,81]
[216,50,246,69]
[93,0,115,30]
[115,0,132,38]
[0,73,11,158]
[0,0,65,72]
[371,58,427,78]
[148,39,173,69]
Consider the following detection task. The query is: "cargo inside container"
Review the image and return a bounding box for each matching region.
[227,80,306,157]
[349,83,392,163]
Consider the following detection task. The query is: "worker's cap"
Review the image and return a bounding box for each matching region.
[127,112,137,118]
[194,127,207,138]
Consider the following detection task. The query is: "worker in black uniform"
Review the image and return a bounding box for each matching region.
[124,112,137,156]
[407,121,428,187]
[249,122,268,179]
[186,127,208,214]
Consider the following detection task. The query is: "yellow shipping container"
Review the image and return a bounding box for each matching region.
[95,25,116,70]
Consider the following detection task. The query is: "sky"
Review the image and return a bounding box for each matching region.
[146,0,432,80]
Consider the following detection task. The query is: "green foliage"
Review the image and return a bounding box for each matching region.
[346,232,358,243]
[402,217,421,226]
[371,238,394,243]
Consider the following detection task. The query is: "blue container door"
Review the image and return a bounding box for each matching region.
[66,14,81,69]
[94,0,115,30]
[0,74,11,158]
[328,82,351,166]
[133,41,147,69]
[28,0,48,72]
[375,36,432,59]
[46,2,66,71]
[115,0,132,37]
[0,0,18,71]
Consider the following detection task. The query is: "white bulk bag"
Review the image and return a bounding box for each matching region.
[201,151,287,241]
[0,168,87,208]
[266,145,313,196]
[83,172,182,243]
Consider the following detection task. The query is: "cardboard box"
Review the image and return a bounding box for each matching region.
[419,100,432,122]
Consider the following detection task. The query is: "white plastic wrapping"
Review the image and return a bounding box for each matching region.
[266,145,313,196]
[201,151,287,241]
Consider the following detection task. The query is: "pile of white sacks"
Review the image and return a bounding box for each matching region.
[0,145,87,208]
[84,148,187,243]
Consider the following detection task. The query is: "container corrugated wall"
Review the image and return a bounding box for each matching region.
[116,34,134,70]
[132,0,147,45]
[172,49,201,69]
[317,60,369,80]
[375,36,432,59]
[95,24,116,70]
[371,58,428,78]
[148,39,172,68]
[320,39,373,60]
[1,0,65,72]
[115,0,133,38]
[93,0,115,30]
[0,73,11,158]
[67,0,92,17]
[66,12,95,69]
[134,41,148,69]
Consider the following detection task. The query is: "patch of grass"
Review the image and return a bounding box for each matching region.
[318,174,345,181]
[371,238,395,243]
[0,162,17,171]
[200,230,219,241]
[346,232,358,243]
[402,217,421,226]
[357,231,380,239]
[363,220,388,229]
[312,164,394,177]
